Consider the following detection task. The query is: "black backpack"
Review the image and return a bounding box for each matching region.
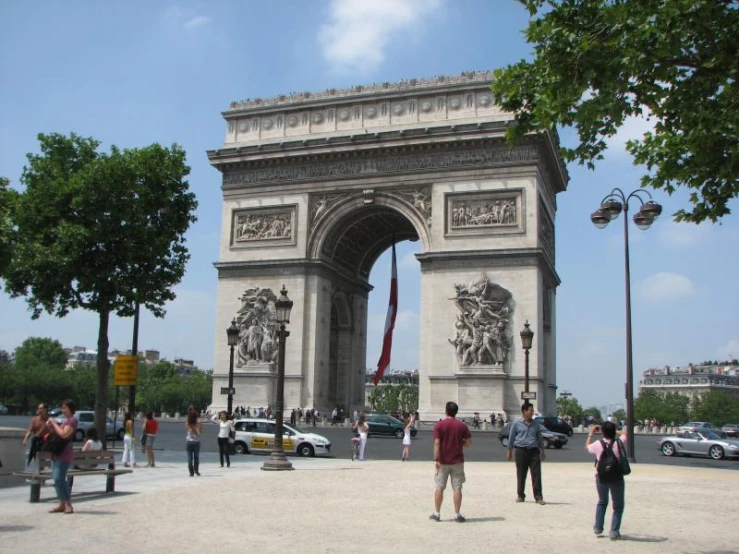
[596,439,623,482]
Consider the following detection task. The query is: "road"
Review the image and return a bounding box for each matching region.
[3,415,738,470]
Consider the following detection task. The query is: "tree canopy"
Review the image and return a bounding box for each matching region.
[0,177,14,277]
[1,133,198,435]
[492,0,739,223]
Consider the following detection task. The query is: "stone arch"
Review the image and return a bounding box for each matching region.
[308,193,430,277]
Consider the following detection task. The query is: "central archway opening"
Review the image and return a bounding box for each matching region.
[316,203,423,414]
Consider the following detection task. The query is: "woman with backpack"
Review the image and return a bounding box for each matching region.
[585,421,628,540]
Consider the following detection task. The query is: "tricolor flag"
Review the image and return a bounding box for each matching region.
[373,242,398,385]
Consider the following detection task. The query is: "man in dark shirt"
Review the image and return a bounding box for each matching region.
[506,402,546,504]
[430,401,472,523]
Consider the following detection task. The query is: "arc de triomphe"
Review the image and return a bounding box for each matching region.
[207,71,567,419]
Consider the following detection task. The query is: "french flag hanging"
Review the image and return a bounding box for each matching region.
[373,241,398,385]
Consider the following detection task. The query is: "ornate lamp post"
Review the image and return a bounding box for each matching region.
[520,321,534,393]
[226,319,240,416]
[591,188,662,463]
[262,285,294,471]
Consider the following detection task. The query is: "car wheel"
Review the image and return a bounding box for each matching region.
[74,429,85,442]
[554,442,563,449]
[116,429,125,441]
[661,442,676,456]
[500,437,509,447]
[234,441,249,455]
[394,429,404,439]
[542,438,551,449]
[297,443,314,457]
[709,445,725,460]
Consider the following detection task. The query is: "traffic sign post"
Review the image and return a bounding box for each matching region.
[520,391,537,400]
[114,355,138,386]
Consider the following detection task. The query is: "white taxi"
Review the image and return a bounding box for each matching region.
[232,418,332,457]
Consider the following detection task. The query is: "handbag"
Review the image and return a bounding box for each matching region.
[228,423,236,443]
[616,439,631,476]
[40,432,71,455]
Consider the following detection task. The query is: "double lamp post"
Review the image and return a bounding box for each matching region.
[591,188,662,463]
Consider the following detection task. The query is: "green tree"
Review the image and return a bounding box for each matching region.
[0,177,14,277]
[1,133,198,438]
[583,406,603,422]
[556,395,583,423]
[611,408,626,424]
[691,390,739,427]
[13,337,68,371]
[492,0,739,223]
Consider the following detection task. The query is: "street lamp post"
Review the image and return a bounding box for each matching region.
[226,320,239,416]
[520,320,534,394]
[262,285,294,471]
[591,188,662,463]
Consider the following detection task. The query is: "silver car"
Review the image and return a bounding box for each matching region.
[658,430,739,460]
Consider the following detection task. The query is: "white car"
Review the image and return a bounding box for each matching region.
[232,418,331,457]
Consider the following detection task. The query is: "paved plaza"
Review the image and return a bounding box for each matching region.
[1,456,736,553]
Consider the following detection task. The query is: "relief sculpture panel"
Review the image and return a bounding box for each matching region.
[234,287,279,368]
[448,275,513,368]
[231,206,296,248]
[445,190,524,237]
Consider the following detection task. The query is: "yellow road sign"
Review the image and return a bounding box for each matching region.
[114,355,138,386]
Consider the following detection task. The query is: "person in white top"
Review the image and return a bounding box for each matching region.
[211,411,235,468]
[352,413,369,461]
[401,415,414,461]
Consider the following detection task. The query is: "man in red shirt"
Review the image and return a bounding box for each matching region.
[430,401,472,522]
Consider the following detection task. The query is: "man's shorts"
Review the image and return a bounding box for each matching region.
[435,462,465,490]
[145,434,157,448]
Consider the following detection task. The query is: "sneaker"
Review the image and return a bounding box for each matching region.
[594,528,603,536]
[609,532,621,541]
[454,514,466,523]
[123,463,130,468]
[515,497,525,503]
[429,513,440,522]
[535,498,546,505]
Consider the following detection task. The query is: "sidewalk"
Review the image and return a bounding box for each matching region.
[1,456,736,554]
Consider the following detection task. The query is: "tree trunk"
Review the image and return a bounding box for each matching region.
[95,310,111,448]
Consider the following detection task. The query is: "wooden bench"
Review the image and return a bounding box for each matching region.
[13,450,133,503]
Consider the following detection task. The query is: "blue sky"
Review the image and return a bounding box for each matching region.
[1,0,737,409]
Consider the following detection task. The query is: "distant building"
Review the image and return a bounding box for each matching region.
[639,363,739,400]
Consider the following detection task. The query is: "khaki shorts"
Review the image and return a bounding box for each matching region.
[434,462,465,490]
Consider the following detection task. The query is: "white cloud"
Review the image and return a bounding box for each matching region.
[717,339,739,362]
[398,251,419,270]
[318,0,444,73]
[639,272,695,301]
[163,6,209,31]
[656,221,712,248]
[184,16,210,30]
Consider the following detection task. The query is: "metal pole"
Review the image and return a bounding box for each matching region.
[227,344,235,415]
[524,348,530,393]
[622,202,636,462]
[129,301,139,417]
[262,325,293,471]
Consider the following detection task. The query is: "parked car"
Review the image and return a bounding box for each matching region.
[48,407,62,418]
[677,421,718,433]
[363,413,418,439]
[498,422,568,449]
[534,416,574,437]
[0,404,9,415]
[56,410,125,441]
[658,430,739,460]
[232,418,331,457]
[721,424,739,438]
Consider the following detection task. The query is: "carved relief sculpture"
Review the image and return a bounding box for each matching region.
[233,207,295,245]
[310,192,349,228]
[448,275,513,367]
[451,198,516,229]
[395,187,432,227]
[234,287,280,367]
